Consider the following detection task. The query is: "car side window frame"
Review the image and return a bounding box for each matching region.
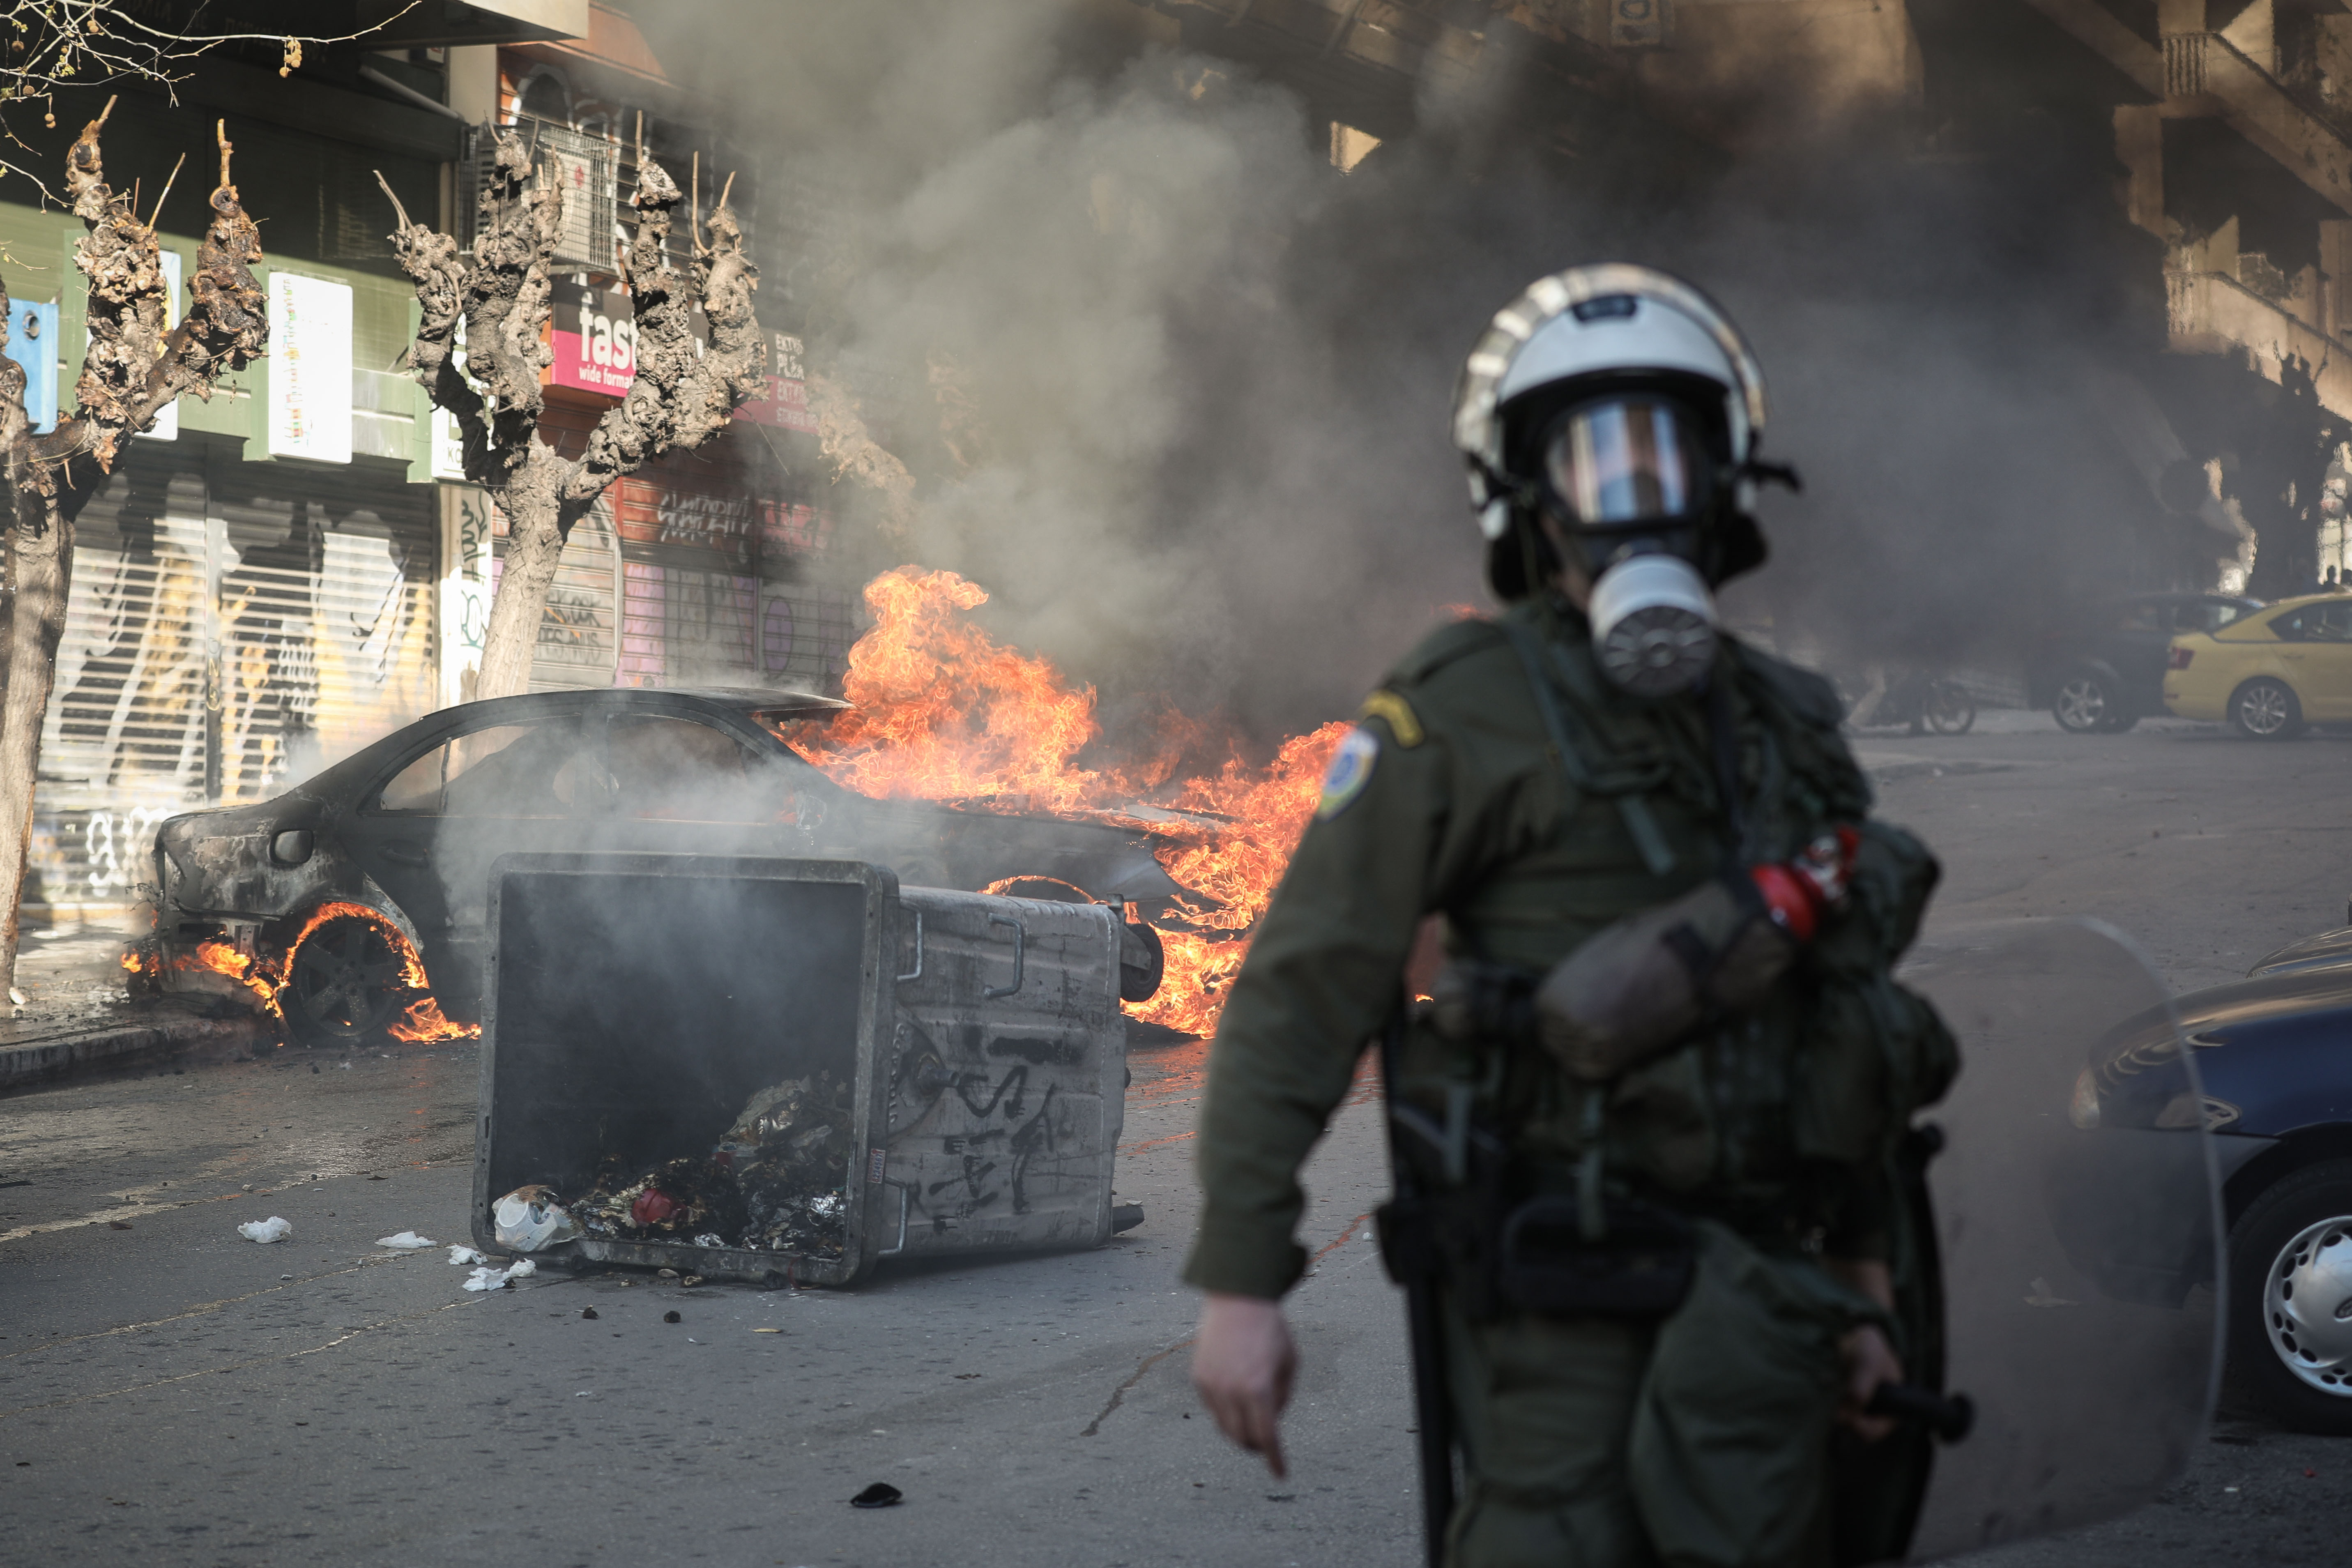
[362,711,599,817]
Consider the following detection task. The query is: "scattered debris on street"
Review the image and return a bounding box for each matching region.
[237,1217,290,1244]
[374,1231,433,1250]
[851,1483,904,1509]
[447,1244,487,1266]
[491,1184,580,1251]
[461,1259,536,1292]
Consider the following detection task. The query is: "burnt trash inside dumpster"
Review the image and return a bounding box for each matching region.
[561,1074,854,1259]
[477,858,1130,1287]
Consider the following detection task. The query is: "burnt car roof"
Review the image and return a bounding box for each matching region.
[622,686,850,714]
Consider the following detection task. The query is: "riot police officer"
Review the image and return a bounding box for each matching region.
[1185,266,1956,1566]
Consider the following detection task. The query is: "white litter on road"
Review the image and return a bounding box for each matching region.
[238,1217,292,1244]
[374,1231,434,1250]
[447,1245,487,1266]
[462,1259,538,1292]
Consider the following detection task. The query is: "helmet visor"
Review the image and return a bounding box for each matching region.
[1543,397,1706,528]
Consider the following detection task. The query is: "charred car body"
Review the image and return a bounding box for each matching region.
[146,688,1172,1041]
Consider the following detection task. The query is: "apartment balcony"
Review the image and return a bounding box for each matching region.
[2167,267,2352,418]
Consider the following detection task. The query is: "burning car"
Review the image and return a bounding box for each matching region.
[136,686,1177,1044]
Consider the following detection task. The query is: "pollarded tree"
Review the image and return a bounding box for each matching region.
[377,121,766,700]
[0,102,269,990]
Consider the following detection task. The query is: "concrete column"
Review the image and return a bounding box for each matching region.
[2117,105,2166,237]
[448,46,500,124]
[2322,219,2352,338]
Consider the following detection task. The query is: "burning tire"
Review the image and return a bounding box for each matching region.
[283,914,412,1045]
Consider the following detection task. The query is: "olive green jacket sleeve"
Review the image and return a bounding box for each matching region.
[1179,707,1441,1297]
[1181,624,1530,1299]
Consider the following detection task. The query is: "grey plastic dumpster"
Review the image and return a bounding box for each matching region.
[470,852,1129,1286]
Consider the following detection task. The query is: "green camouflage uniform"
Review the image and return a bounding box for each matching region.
[1184,599,1954,1568]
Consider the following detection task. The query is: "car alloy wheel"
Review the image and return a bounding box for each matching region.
[2052,673,2113,734]
[2230,677,2302,740]
[2262,1216,2352,1396]
[1922,682,1976,735]
[2228,1159,2352,1433]
[284,914,411,1044]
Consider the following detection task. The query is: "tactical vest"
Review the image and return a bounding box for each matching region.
[1396,604,1954,1250]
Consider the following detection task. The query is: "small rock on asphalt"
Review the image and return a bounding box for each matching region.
[850,1483,903,1509]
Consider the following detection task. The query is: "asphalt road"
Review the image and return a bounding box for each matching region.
[4,714,2352,1566]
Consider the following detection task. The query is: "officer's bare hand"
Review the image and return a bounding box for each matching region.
[1825,1257,1903,1441]
[1192,1292,1298,1478]
[1838,1323,1905,1441]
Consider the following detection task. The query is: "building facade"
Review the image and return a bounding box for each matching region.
[16,2,856,924]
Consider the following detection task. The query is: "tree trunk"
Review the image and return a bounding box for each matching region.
[0,495,73,989]
[474,489,567,701]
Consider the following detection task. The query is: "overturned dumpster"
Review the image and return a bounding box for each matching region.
[470,854,1136,1286]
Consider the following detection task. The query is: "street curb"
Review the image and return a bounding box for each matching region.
[0,1007,272,1095]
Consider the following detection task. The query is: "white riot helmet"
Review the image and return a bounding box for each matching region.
[1452,265,1796,697]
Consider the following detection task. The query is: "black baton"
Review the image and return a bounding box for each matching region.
[1865,1381,1975,1443]
[1381,1018,1454,1568]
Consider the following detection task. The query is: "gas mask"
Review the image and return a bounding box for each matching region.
[1451,266,1790,700]
[1535,394,1725,699]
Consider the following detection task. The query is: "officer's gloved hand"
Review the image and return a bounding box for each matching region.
[1535,827,1859,1082]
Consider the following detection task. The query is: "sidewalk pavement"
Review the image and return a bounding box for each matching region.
[0,922,272,1094]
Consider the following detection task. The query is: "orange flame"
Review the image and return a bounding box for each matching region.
[792,566,1349,1035]
[124,901,479,1043]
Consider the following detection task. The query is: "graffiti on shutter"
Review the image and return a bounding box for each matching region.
[27,440,437,919]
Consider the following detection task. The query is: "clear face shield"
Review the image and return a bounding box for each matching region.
[1539,396,1721,698]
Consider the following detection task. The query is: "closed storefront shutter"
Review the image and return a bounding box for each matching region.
[486,498,624,691]
[531,502,621,689]
[618,561,758,688]
[210,453,437,797]
[36,445,214,909]
[28,436,438,920]
[758,582,856,690]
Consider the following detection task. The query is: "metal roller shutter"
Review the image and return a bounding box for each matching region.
[486,498,624,691]
[618,560,759,688]
[34,446,214,913]
[209,454,437,791]
[28,438,437,921]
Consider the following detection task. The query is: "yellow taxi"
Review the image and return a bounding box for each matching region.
[2164,594,2352,737]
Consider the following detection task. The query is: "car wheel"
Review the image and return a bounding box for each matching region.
[282,914,411,1045]
[2229,1161,2352,1434]
[1922,682,1976,735]
[2229,678,2304,740]
[2052,672,2117,734]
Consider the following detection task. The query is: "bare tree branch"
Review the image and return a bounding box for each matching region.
[39,106,263,477]
[0,2,428,198]
[381,120,766,701]
[0,102,268,994]
[564,148,763,504]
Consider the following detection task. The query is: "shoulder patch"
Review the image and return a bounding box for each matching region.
[1358,688,1425,748]
[1315,726,1381,820]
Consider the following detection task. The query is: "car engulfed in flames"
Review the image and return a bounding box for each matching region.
[130,564,1347,1048]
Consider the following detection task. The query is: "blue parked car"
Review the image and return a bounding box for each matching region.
[2069,920,2352,1430]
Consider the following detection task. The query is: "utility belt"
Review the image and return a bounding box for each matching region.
[1377,1182,1698,1322]
[1378,935,1821,1323]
